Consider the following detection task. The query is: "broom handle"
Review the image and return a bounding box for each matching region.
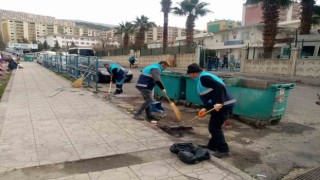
[83,71,92,80]
[82,61,94,78]
[182,107,217,125]
[108,81,112,94]
[163,91,172,104]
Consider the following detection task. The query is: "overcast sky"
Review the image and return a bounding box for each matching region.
[1,0,246,30]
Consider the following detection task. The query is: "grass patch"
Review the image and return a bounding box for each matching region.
[54,72,75,82]
[0,72,12,100]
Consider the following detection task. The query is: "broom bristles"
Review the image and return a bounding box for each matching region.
[170,102,182,121]
[72,78,84,88]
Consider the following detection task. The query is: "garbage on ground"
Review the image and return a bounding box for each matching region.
[170,143,210,164]
[257,174,267,178]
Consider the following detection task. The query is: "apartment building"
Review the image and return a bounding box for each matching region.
[145,26,198,43]
[145,26,201,48]
[0,9,75,27]
[0,9,200,49]
[37,35,100,49]
[1,19,112,44]
[37,34,120,49]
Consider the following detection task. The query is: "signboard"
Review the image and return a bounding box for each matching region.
[8,42,38,49]
[224,40,244,46]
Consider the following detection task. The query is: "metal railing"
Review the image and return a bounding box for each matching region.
[41,54,99,92]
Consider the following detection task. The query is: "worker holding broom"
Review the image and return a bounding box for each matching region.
[186,63,236,158]
[133,61,169,121]
[104,63,126,95]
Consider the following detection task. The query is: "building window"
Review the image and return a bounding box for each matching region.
[241,32,250,40]
[221,34,229,42]
[301,46,315,57]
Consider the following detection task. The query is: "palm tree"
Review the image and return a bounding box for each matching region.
[172,0,211,46]
[133,15,156,50]
[299,0,320,35]
[246,0,291,58]
[312,5,320,25]
[161,0,172,49]
[115,21,134,49]
[300,0,315,35]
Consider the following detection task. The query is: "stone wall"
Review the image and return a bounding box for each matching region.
[296,59,320,77]
[243,59,292,75]
[240,48,320,77]
[107,53,196,68]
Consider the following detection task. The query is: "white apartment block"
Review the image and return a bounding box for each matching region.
[37,34,120,49]
[38,35,100,49]
[0,9,75,26]
[1,19,111,44]
[0,9,200,49]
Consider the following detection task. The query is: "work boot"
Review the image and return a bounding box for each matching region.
[133,114,145,121]
[212,151,230,158]
[147,115,160,121]
[114,89,123,95]
[198,145,217,152]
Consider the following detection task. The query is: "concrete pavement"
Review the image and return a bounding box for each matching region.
[0,63,254,180]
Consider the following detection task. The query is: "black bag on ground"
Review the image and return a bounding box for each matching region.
[178,147,211,164]
[170,143,195,154]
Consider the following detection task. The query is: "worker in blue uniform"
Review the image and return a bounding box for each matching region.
[133,61,169,121]
[187,63,236,158]
[104,63,127,95]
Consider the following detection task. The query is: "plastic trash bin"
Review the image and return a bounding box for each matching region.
[224,77,295,125]
[184,76,203,105]
[24,53,34,62]
[154,71,186,101]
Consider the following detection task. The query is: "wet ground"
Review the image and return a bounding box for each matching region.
[95,67,320,180]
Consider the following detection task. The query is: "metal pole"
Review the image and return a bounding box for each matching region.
[295,28,298,48]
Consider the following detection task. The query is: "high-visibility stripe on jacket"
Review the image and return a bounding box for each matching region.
[136,63,164,90]
[195,71,236,107]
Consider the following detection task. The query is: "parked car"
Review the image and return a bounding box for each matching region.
[97,60,133,83]
[36,51,56,64]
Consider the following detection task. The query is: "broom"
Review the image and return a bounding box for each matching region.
[104,81,112,100]
[162,91,182,121]
[72,63,92,88]
[182,105,221,125]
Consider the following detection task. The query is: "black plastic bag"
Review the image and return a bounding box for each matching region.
[178,147,211,164]
[170,143,195,154]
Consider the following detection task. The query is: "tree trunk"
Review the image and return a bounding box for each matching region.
[163,13,169,49]
[186,15,196,46]
[139,29,145,50]
[262,0,280,58]
[123,33,129,49]
[300,0,315,35]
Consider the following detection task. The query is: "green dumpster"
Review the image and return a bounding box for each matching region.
[24,53,34,62]
[154,71,186,100]
[184,76,203,105]
[224,77,295,124]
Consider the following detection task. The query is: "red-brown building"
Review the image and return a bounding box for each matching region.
[242,2,300,26]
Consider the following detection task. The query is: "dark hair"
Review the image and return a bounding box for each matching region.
[187,63,202,73]
[159,61,169,66]
[103,63,109,66]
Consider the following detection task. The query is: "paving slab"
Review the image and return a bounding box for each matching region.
[0,63,254,180]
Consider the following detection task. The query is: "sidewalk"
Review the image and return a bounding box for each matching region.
[0,63,254,180]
